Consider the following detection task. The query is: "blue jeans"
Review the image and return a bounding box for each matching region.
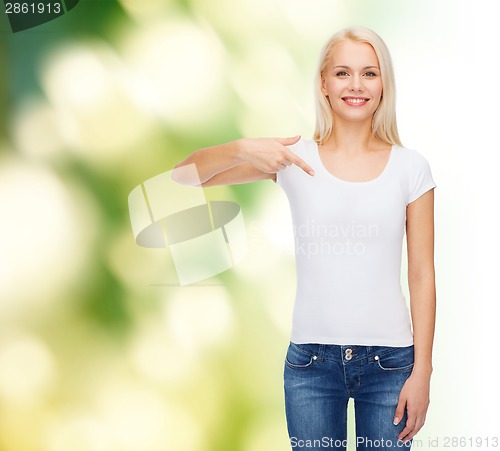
[284,342,414,450]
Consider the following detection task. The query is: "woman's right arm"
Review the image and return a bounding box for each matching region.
[171,135,315,187]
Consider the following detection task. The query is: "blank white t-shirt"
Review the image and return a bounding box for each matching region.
[275,138,437,346]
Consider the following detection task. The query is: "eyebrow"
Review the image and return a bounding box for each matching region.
[333,65,380,70]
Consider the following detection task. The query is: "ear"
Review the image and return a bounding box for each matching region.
[321,77,328,96]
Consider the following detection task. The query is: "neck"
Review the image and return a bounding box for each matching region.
[323,115,379,154]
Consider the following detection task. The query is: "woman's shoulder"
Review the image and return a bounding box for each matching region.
[394,145,434,167]
[392,144,426,162]
[285,136,316,156]
[391,145,435,182]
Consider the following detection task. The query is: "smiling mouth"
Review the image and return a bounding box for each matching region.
[341,97,370,105]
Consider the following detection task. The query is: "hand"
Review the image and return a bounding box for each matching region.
[239,135,315,176]
[393,371,431,444]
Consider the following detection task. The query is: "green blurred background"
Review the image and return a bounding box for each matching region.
[1,0,498,450]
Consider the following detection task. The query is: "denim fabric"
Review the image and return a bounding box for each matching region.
[284,342,414,450]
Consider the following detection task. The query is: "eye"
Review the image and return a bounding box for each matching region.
[336,71,348,77]
[364,72,377,77]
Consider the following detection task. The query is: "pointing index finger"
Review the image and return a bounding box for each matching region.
[285,149,315,176]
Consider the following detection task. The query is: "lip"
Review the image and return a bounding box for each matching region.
[341,97,370,107]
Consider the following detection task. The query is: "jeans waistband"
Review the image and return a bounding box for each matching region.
[290,341,414,364]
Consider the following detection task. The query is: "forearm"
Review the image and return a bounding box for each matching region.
[173,139,245,185]
[409,271,436,376]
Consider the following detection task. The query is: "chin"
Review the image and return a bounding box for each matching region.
[335,112,376,123]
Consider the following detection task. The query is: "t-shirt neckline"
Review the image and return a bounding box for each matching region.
[314,140,395,185]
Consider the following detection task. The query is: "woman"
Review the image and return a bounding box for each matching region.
[173,26,436,450]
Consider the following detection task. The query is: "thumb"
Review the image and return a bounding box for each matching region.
[393,399,406,425]
[276,135,301,145]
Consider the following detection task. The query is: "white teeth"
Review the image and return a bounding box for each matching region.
[344,98,367,104]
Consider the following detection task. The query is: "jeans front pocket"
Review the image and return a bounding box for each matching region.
[374,345,414,372]
[285,342,318,370]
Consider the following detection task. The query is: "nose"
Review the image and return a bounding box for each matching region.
[349,75,364,92]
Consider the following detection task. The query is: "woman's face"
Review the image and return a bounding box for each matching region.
[321,40,383,124]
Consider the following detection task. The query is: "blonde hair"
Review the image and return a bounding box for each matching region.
[313,26,403,147]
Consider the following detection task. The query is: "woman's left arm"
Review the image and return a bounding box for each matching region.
[394,187,436,444]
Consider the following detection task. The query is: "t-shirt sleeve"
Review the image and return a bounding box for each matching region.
[275,165,289,186]
[408,150,437,204]
[274,139,303,187]
[275,167,282,185]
